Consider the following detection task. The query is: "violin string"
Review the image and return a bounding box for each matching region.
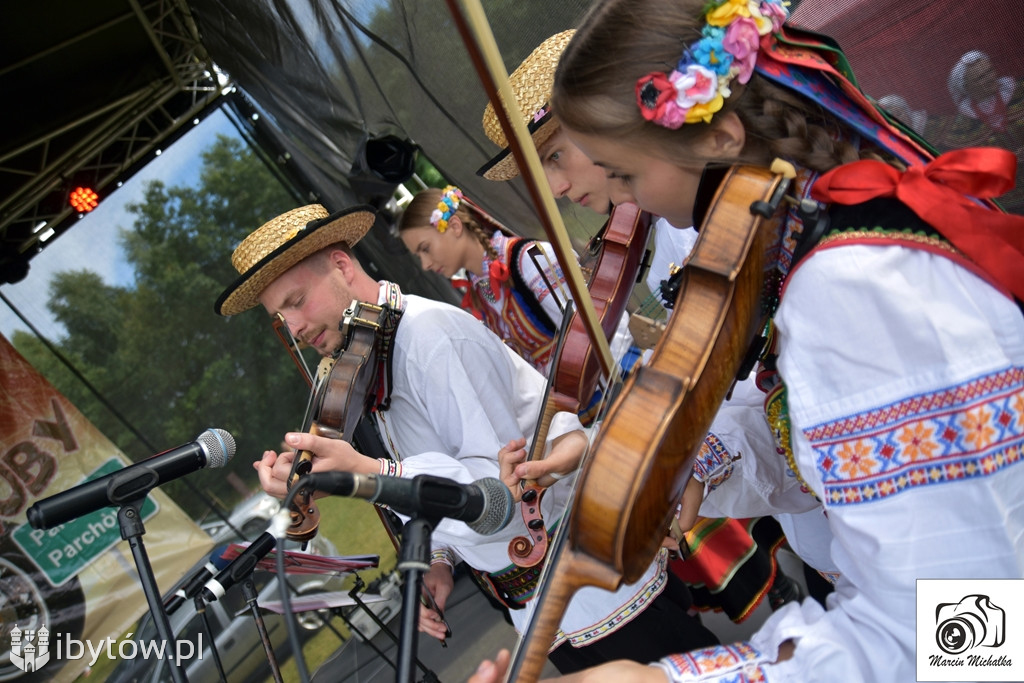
[636,289,669,319]
[287,359,328,471]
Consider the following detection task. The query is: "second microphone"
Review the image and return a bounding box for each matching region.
[304,472,513,536]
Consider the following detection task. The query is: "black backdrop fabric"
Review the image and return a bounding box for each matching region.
[189,0,1024,231]
[188,0,596,236]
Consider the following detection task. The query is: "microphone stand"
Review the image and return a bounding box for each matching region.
[193,595,227,683]
[109,468,187,683]
[396,514,438,683]
[240,577,285,683]
[343,576,438,682]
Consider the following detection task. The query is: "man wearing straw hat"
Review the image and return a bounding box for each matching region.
[476,30,699,299]
[214,204,719,672]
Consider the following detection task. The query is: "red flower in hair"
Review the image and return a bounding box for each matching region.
[635,72,678,122]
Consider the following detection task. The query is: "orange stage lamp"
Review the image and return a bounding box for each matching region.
[69,186,99,213]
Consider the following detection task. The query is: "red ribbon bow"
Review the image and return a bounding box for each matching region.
[488,260,510,295]
[811,147,1024,302]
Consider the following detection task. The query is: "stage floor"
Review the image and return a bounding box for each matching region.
[310,549,813,682]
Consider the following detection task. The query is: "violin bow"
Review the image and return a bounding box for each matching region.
[443,0,614,377]
[272,313,314,388]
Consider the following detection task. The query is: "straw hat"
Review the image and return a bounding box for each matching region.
[477,30,574,181]
[215,204,375,316]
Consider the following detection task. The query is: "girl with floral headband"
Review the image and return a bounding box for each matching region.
[469,0,1024,680]
[399,184,635,379]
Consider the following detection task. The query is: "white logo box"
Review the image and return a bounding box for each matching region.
[917,578,1024,682]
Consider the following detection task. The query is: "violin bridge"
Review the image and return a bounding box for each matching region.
[628,312,665,350]
[315,356,336,383]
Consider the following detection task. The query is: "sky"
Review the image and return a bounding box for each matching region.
[0,109,240,343]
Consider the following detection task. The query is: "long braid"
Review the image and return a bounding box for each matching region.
[457,205,501,262]
[734,79,882,173]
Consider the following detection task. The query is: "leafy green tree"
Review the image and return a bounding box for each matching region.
[13,135,317,517]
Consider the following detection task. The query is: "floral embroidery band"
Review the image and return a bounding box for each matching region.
[806,367,1024,506]
[659,642,768,680]
[692,432,739,492]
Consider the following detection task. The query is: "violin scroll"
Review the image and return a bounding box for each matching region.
[508,485,548,567]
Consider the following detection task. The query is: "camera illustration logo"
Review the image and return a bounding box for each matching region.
[935,594,1005,655]
[9,623,52,673]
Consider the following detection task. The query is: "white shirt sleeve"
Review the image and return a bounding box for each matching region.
[375,297,583,571]
[646,217,699,295]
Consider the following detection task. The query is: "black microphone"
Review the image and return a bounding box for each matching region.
[27,428,236,530]
[307,472,513,535]
[201,532,276,602]
[164,545,232,614]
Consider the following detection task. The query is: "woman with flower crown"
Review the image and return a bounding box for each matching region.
[467,0,1024,679]
[399,184,636,380]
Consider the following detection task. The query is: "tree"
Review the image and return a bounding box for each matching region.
[13,135,317,517]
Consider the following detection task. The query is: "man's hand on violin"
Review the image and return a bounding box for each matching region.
[253,432,379,499]
[253,449,295,499]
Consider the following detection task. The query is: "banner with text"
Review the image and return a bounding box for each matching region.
[1,334,213,682]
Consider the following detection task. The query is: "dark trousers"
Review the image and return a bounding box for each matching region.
[547,570,720,674]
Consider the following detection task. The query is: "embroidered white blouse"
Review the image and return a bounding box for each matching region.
[655,244,1024,681]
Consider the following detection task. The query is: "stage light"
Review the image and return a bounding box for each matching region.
[69,186,99,213]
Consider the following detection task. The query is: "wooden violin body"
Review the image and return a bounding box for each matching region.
[285,300,384,542]
[508,165,791,681]
[554,202,651,412]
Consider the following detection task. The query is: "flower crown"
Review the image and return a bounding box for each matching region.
[430,185,464,233]
[635,0,788,129]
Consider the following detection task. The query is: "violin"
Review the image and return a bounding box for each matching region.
[506,305,575,568]
[553,202,651,411]
[506,185,652,571]
[284,300,383,542]
[507,164,793,681]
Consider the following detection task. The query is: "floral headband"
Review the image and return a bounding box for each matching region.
[430,185,464,233]
[635,0,788,129]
